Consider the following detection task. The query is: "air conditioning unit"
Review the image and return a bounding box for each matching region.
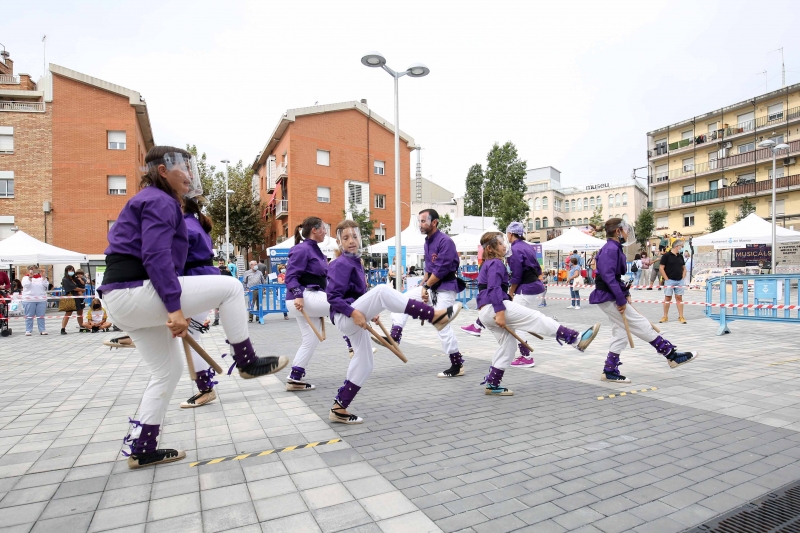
[784,157,796,166]
[683,165,694,172]
[722,142,732,149]
[719,178,728,187]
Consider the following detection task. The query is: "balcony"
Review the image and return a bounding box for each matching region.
[0,75,19,84]
[0,100,45,113]
[276,199,288,218]
[653,173,800,211]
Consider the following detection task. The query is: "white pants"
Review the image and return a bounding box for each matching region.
[513,293,540,349]
[334,284,414,387]
[391,286,459,355]
[478,301,561,371]
[286,289,329,376]
[597,301,658,354]
[103,276,248,436]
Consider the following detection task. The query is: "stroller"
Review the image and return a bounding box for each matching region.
[0,291,12,337]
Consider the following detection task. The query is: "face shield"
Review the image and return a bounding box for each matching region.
[418,213,436,234]
[615,220,636,247]
[337,226,362,257]
[148,152,202,198]
[486,233,512,258]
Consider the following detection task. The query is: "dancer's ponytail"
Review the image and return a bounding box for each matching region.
[294,217,324,245]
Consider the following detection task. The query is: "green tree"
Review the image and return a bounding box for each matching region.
[439,213,453,235]
[342,202,377,247]
[707,207,728,233]
[494,189,529,233]
[589,204,604,229]
[634,207,655,251]
[483,142,527,216]
[463,164,485,216]
[736,198,756,221]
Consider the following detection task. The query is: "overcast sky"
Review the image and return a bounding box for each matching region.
[4,0,799,195]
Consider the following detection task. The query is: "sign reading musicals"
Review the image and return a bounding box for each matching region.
[585,183,610,191]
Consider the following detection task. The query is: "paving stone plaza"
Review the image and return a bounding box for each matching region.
[2,285,800,533]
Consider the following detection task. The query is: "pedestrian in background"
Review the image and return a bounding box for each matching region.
[631,253,642,289]
[660,240,687,324]
[568,257,582,309]
[227,259,238,279]
[242,260,265,323]
[683,250,692,288]
[60,265,87,335]
[638,251,651,289]
[22,265,48,336]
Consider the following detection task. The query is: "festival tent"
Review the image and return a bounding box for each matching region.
[368,216,426,255]
[450,232,481,253]
[0,230,88,265]
[692,213,800,249]
[540,227,607,252]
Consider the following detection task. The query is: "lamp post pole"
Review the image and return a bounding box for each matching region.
[221,159,231,261]
[758,140,789,272]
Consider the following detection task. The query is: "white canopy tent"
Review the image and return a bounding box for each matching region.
[540,227,607,252]
[368,216,426,255]
[0,230,88,265]
[450,232,481,253]
[692,213,800,249]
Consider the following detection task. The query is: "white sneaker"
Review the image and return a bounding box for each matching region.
[567,306,574,309]
[574,306,581,310]
[25,332,32,336]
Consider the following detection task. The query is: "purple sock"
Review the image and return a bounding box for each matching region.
[518,343,531,357]
[289,366,305,381]
[603,352,621,373]
[390,325,403,344]
[230,338,257,367]
[476,318,484,328]
[481,366,504,386]
[343,336,352,349]
[555,325,578,345]
[124,423,159,456]
[335,380,361,408]
[404,299,434,321]
[649,336,676,357]
[449,352,464,366]
[194,369,218,392]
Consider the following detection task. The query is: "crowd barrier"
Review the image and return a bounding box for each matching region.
[705,274,800,335]
[247,284,288,324]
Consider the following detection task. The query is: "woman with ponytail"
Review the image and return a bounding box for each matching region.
[589,218,698,383]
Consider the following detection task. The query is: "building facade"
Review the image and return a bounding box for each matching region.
[523,166,647,241]
[252,101,413,248]
[646,83,800,237]
[410,176,463,222]
[0,49,153,255]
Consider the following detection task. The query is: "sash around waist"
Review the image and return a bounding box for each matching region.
[102,254,149,284]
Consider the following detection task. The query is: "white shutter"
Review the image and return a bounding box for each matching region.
[108,176,127,194]
[345,181,369,212]
[316,150,330,166]
[737,111,754,128]
[108,131,126,149]
[768,103,784,120]
[374,161,384,175]
[0,134,12,153]
[657,216,669,228]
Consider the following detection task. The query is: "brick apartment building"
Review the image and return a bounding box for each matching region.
[0,49,153,257]
[251,101,414,249]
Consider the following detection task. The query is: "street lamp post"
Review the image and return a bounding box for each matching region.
[361,52,429,291]
[758,140,790,272]
[221,159,231,261]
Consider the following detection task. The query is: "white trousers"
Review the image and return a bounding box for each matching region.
[478,301,562,371]
[597,301,658,354]
[391,286,459,355]
[334,284,413,387]
[286,289,329,376]
[103,276,248,436]
[513,293,539,349]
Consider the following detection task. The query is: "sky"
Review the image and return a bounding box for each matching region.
[3,0,800,196]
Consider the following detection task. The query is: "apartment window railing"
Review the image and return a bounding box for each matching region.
[0,101,45,113]
[668,138,693,151]
[656,174,800,208]
[0,74,20,84]
[276,199,288,217]
[755,105,800,128]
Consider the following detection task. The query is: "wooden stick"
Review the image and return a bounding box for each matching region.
[621,311,635,348]
[501,326,535,354]
[183,338,197,381]
[366,323,408,363]
[628,303,660,333]
[301,309,325,342]
[375,318,401,351]
[320,317,326,340]
[525,331,545,340]
[183,335,224,375]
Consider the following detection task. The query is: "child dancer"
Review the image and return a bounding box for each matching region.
[327,220,461,423]
[589,218,698,383]
[476,232,600,396]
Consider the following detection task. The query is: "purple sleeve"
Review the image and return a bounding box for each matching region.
[508,249,524,286]
[326,259,355,318]
[285,245,306,298]
[487,261,509,313]
[141,199,183,313]
[433,237,459,279]
[598,251,627,307]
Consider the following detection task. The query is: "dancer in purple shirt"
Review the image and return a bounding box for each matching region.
[99,146,288,469]
[589,218,698,383]
[476,232,600,396]
[327,220,461,424]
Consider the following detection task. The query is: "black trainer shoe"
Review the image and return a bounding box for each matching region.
[238,356,289,379]
[601,371,631,383]
[127,449,186,469]
[437,364,464,378]
[667,350,698,369]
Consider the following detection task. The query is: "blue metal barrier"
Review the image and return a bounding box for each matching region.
[368,269,388,287]
[460,265,479,274]
[705,274,800,335]
[457,278,478,309]
[247,284,288,324]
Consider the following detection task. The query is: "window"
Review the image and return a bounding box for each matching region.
[681,130,693,140]
[0,171,13,198]
[542,196,548,209]
[564,200,569,213]
[608,195,614,208]
[583,197,588,210]
[708,122,718,133]
[769,134,785,145]
[768,167,785,180]
[655,138,667,155]
[316,149,330,166]
[374,160,385,175]
[571,218,576,225]
[535,218,541,230]
[107,131,126,150]
[708,151,718,170]
[622,213,629,222]
[554,198,562,211]
[0,126,13,154]
[534,197,541,210]
[107,176,127,195]
[542,217,548,228]
[737,111,754,131]
[571,199,576,211]
[682,157,694,172]
[615,194,621,207]
[683,184,695,195]
[621,192,628,206]
[683,213,695,227]
[656,216,669,229]
[345,181,369,209]
[584,217,589,225]
[589,197,595,210]
[374,194,386,209]
[709,180,719,190]
[374,227,386,242]
[737,172,755,184]
[768,103,784,121]
[317,186,330,203]
[596,196,601,207]
[738,142,755,154]
[769,199,786,217]
[108,220,115,232]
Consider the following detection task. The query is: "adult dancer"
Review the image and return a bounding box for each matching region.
[589,218,697,383]
[476,232,600,396]
[506,222,547,368]
[100,146,288,468]
[384,209,465,378]
[327,220,461,424]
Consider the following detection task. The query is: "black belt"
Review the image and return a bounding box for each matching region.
[102,254,149,284]
[344,289,363,301]
[299,273,327,290]
[595,274,625,294]
[185,257,214,270]
[520,267,539,285]
[478,282,509,293]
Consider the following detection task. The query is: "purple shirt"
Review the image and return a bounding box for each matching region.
[424,230,459,292]
[99,186,188,313]
[184,215,218,277]
[476,259,511,312]
[326,254,366,323]
[508,239,544,295]
[285,239,328,301]
[589,239,630,307]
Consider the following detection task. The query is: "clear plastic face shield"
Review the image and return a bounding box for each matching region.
[615,220,636,247]
[418,212,437,234]
[337,226,362,257]
[487,233,512,258]
[148,152,202,198]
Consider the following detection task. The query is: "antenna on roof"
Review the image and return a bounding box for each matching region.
[42,35,46,78]
[770,47,785,88]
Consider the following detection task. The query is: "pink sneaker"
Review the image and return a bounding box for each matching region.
[510,356,535,368]
[461,324,482,337]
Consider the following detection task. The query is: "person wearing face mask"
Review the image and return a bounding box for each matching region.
[476,232,600,396]
[659,240,688,324]
[60,265,87,335]
[85,298,112,332]
[21,265,49,336]
[243,261,266,323]
[326,219,461,424]
[589,218,697,384]
[99,146,287,469]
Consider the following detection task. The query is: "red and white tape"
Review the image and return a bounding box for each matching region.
[539,295,799,310]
